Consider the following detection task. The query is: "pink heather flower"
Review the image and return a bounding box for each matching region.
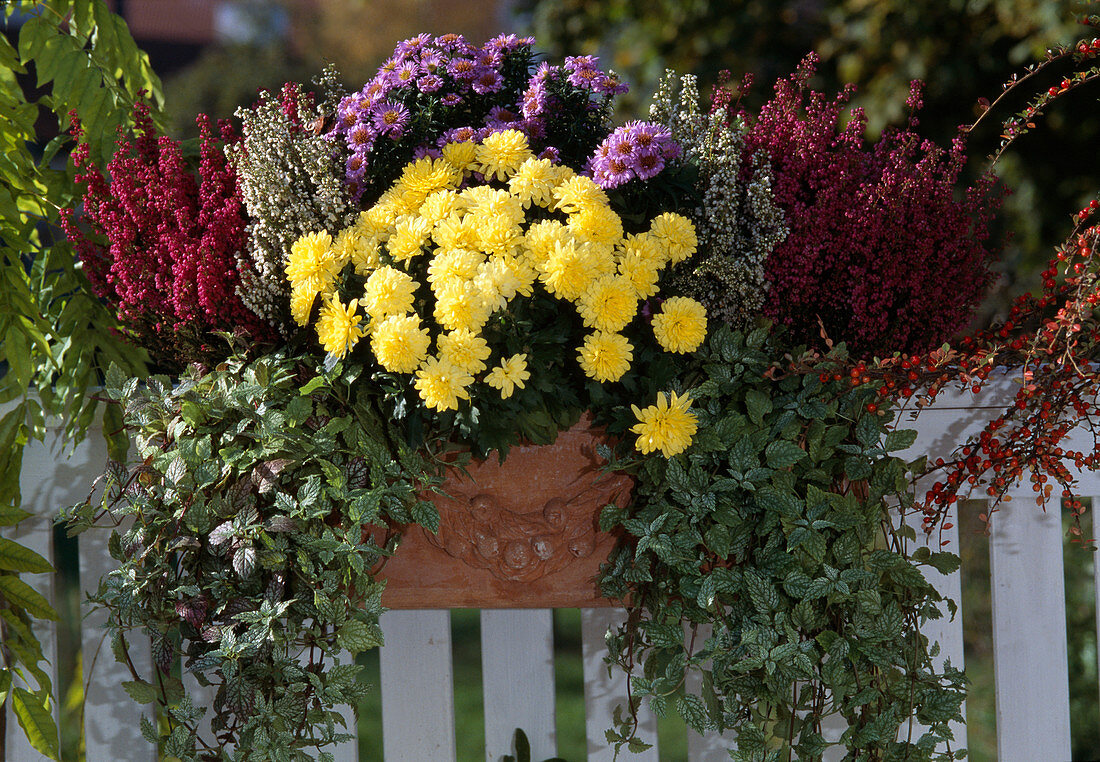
[61,103,274,369]
[736,54,1002,356]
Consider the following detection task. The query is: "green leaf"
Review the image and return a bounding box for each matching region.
[336,618,384,654]
[0,538,54,573]
[0,574,59,620]
[0,504,33,527]
[926,551,962,575]
[121,680,157,705]
[754,486,801,518]
[744,389,771,425]
[765,439,806,469]
[883,428,917,452]
[12,687,59,760]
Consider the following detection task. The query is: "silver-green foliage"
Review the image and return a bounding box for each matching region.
[599,324,967,760]
[0,2,160,757]
[66,354,438,761]
[650,71,787,329]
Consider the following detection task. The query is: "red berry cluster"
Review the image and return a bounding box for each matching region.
[61,102,275,370]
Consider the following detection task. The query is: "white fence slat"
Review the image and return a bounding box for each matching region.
[79,522,157,762]
[329,650,359,762]
[480,609,556,761]
[988,491,1071,761]
[379,609,457,762]
[580,608,657,762]
[683,623,735,761]
[181,669,221,755]
[4,423,83,761]
[895,480,967,752]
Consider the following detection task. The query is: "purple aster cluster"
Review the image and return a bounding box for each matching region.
[587,121,681,189]
[329,34,629,204]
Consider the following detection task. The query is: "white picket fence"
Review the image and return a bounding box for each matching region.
[4,379,1100,762]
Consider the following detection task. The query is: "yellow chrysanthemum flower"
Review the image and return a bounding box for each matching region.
[350,233,381,276]
[434,279,491,332]
[414,356,473,411]
[286,231,338,294]
[649,212,698,264]
[476,129,533,181]
[428,248,483,286]
[388,215,433,262]
[399,157,460,200]
[618,232,666,268]
[437,329,491,374]
[630,390,698,457]
[475,256,523,310]
[569,205,623,247]
[540,238,595,301]
[577,331,633,383]
[523,220,568,267]
[419,189,462,225]
[552,175,609,214]
[652,296,708,354]
[485,354,530,399]
[316,295,365,358]
[618,249,661,299]
[465,187,524,225]
[441,140,479,173]
[508,157,557,208]
[290,285,318,327]
[363,266,417,319]
[330,228,360,270]
[370,314,430,373]
[433,212,481,250]
[475,215,523,257]
[578,276,638,333]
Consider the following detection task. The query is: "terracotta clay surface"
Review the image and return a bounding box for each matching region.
[376,416,632,608]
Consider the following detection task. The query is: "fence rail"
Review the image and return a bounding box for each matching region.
[4,383,1100,761]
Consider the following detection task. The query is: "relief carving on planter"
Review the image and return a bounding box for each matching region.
[425,472,634,582]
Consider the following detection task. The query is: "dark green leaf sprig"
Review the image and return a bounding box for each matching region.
[598,325,967,761]
[66,353,437,761]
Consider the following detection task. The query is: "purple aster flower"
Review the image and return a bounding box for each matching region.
[471,68,504,94]
[336,96,359,132]
[447,57,479,82]
[362,80,388,102]
[395,61,420,86]
[372,100,410,139]
[412,145,442,160]
[348,122,374,150]
[475,47,503,69]
[346,151,368,181]
[522,80,548,118]
[417,73,444,93]
[434,33,468,53]
[595,72,629,96]
[487,33,523,52]
[396,33,431,57]
[634,151,665,181]
[441,93,463,107]
[520,116,546,140]
[420,50,444,74]
[538,146,560,163]
[439,125,481,145]
[484,106,521,129]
